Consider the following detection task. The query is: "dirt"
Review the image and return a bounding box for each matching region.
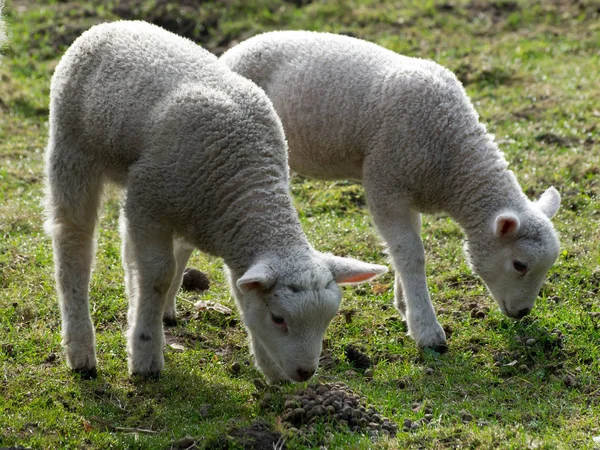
[344,345,372,370]
[181,268,210,292]
[467,0,519,18]
[181,420,286,450]
[453,63,515,87]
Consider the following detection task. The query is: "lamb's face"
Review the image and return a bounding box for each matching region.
[229,254,387,383]
[466,202,560,319]
[241,277,341,382]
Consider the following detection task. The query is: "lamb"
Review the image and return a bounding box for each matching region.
[220,31,561,351]
[0,4,6,52]
[44,22,386,382]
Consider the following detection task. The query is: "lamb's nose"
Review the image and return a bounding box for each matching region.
[296,367,315,381]
[516,308,531,319]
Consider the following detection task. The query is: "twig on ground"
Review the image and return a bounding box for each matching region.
[89,416,160,434]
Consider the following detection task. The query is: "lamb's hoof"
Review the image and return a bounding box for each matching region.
[73,366,98,379]
[163,316,177,327]
[131,371,161,381]
[425,343,448,354]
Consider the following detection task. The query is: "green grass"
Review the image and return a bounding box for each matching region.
[1,0,599,448]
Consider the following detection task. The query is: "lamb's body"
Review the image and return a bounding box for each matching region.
[45,22,385,381]
[222,31,561,350]
[0,6,6,51]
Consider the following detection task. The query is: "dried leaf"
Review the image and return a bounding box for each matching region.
[504,360,518,366]
[168,342,186,352]
[194,300,233,315]
[372,283,390,294]
[165,331,186,352]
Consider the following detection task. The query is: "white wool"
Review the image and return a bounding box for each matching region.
[221,31,561,350]
[0,4,7,52]
[44,22,386,381]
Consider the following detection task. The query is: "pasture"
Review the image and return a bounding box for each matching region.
[0,1,599,448]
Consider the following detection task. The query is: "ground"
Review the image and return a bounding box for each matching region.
[0,0,599,449]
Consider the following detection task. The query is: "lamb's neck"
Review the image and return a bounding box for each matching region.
[444,141,529,237]
[218,186,312,274]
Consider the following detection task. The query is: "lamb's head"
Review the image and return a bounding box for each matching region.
[229,254,387,383]
[465,187,561,319]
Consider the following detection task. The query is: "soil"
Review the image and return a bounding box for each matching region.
[185,420,285,450]
[181,268,210,292]
[344,344,372,370]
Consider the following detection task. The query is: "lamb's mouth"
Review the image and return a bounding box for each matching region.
[494,297,508,316]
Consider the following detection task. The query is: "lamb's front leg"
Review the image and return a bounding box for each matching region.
[124,223,176,376]
[367,197,446,351]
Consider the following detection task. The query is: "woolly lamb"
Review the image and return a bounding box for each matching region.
[0,5,6,51]
[221,31,561,351]
[44,22,386,382]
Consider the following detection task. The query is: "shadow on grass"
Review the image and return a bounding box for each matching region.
[72,360,254,444]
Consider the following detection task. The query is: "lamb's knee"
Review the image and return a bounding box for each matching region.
[152,259,176,296]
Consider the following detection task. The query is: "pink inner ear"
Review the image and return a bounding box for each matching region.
[497,217,518,236]
[338,273,376,284]
[500,220,514,235]
[240,281,263,291]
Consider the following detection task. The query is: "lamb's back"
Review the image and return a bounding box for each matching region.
[222,31,450,180]
[50,21,250,173]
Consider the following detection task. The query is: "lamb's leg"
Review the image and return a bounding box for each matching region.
[45,148,103,377]
[124,213,175,376]
[162,239,194,326]
[120,214,137,326]
[366,194,446,351]
[395,274,406,318]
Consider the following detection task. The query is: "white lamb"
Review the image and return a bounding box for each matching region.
[0,4,6,51]
[221,31,561,351]
[44,22,386,382]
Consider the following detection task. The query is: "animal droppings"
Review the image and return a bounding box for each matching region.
[280,382,398,437]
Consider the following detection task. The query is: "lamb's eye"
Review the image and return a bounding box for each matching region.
[271,313,285,325]
[513,261,528,273]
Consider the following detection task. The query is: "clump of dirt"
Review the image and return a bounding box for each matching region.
[344,345,372,370]
[182,268,210,292]
[280,382,398,437]
[173,420,285,450]
[228,420,286,450]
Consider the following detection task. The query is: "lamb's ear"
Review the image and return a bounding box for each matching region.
[494,213,520,237]
[322,254,388,285]
[237,261,276,292]
[536,186,561,218]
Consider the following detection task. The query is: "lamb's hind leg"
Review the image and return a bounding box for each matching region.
[45,147,104,377]
[365,190,447,352]
[123,207,175,376]
[162,239,194,326]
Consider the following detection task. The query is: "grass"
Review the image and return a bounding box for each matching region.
[1,0,599,448]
